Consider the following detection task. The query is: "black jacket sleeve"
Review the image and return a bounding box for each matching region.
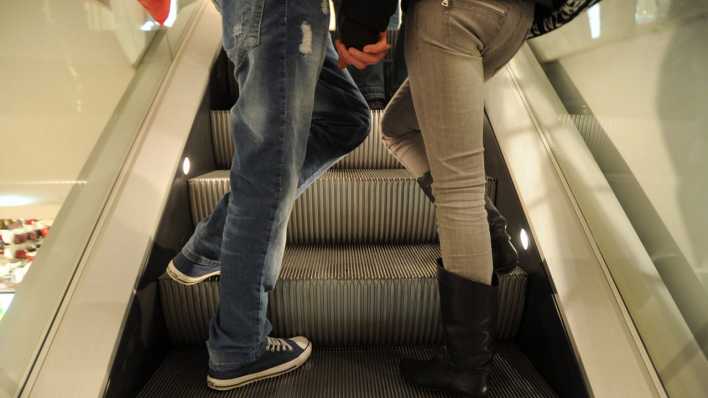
[337,0,397,50]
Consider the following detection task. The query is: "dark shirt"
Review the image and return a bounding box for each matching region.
[337,0,397,49]
[336,0,601,48]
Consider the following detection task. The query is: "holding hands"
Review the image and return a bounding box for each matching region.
[336,32,390,70]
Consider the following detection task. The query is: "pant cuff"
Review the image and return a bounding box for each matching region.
[207,342,266,371]
[181,247,221,268]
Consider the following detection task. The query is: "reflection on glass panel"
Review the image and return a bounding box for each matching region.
[0,219,52,292]
[0,293,12,321]
[529,0,708,396]
[166,0,201,54]
[0,0,199,310]
[0,0,203,395]
[0,0,161,315]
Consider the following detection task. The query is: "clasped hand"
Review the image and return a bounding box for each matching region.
[335,32,390,70]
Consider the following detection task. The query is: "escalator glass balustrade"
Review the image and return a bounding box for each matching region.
[528,0,708,396]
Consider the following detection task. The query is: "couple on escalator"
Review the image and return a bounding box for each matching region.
[166,0,599,395]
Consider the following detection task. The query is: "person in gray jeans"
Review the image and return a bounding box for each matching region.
[336,0,598,395]
[380,0,535,395]
[338,0,533,396]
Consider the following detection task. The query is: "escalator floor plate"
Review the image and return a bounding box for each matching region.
[138,345,556,398]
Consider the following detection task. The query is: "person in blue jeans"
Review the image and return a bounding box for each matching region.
[166,0,392,391]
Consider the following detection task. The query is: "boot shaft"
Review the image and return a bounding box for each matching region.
[437,260,497,368]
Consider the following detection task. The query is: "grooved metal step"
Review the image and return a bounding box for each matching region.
[210,110,402,170]
[189,169,438,244]
[160,244,527,346]
[137,345,556,398]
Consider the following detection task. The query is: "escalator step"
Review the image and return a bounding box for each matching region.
[189,169,497,244]
[188,169,438,244]
[160,244,527,346]
[137,345,556,398]
[210,110,402,170]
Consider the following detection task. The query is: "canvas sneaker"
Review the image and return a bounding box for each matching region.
[165,253,221,285]
[207,336,313,391]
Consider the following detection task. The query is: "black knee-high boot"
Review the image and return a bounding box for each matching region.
[417,171,519,273]
[400,259,496,397]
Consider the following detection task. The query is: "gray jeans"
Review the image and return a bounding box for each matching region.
[381,0,534,284]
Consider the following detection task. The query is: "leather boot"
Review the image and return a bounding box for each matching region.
[400,259,497,397]
[416,172,520,273]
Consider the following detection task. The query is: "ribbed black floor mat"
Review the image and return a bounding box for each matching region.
[138,345,556,398]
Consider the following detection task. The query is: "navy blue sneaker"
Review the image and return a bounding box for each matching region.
[165,253,221,285]
[207,336,313,391]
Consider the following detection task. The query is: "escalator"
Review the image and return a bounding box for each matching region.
[135,108,554,397]
[101,46,587,394]
[89,5,593,392]
[5,2,692,397]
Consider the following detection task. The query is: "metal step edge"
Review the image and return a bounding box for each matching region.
[159,244,527,346]
[188,169,439,244]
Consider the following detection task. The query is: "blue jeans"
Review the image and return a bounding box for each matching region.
[179,0,369,371]
[348,63,385,105]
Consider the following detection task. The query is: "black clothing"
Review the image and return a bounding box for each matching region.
[336,0,603,49]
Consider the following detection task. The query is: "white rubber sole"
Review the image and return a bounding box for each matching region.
[165,260,220,286]
[206,341,313,391]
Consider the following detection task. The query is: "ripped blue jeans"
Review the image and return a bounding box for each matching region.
[181,0,370,370]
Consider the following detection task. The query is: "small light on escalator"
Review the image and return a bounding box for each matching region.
[182,157,191,176]
[519,228,530,251]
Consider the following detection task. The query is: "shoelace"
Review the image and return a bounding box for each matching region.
[266,337,293,352]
